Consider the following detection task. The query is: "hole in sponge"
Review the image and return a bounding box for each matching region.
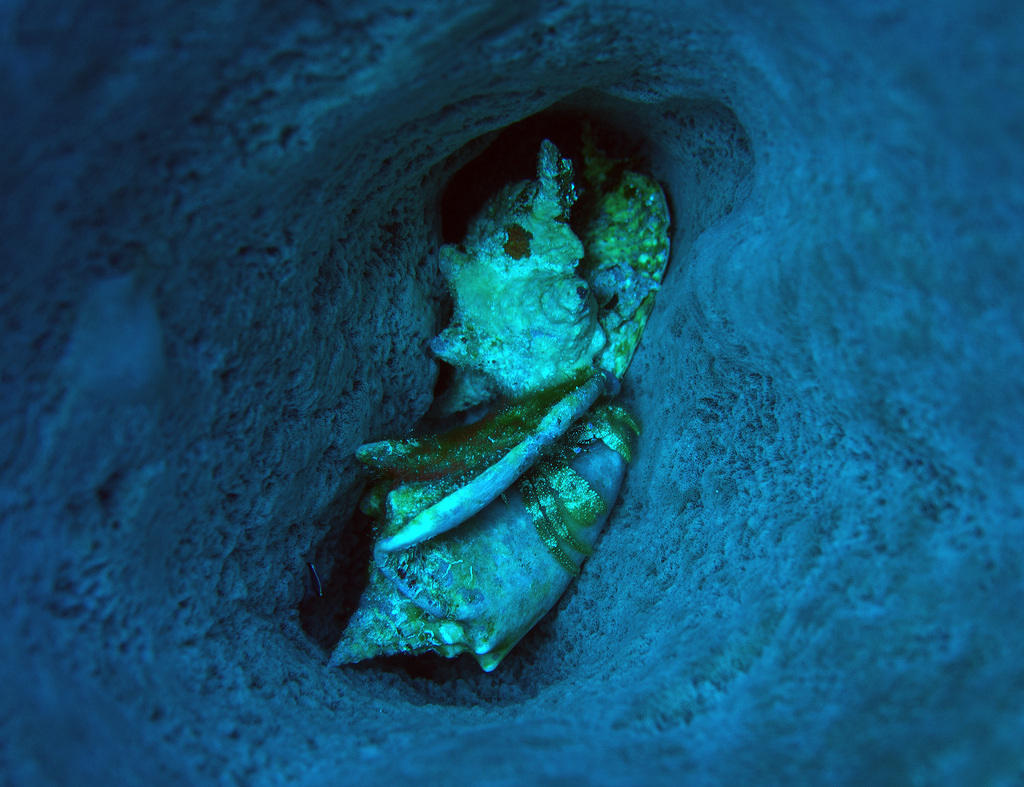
[440,109,650,244]
[300,92,753,701]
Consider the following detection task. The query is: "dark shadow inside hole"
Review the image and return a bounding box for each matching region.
[440,109,651,244]
[299,502,374,653]
[431,358,455,403]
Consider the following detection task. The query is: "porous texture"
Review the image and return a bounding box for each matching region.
[2,1,1021,784]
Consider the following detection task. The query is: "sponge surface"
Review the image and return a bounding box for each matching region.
[1,1,1021,784]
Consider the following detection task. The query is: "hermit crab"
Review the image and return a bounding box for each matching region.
[330,131,670,671]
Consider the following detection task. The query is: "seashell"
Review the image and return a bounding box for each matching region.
[329,397,638,670]
[365,371,615,554]
[429,140,606,414]
[579,130,671,378]
[330,136,668,671]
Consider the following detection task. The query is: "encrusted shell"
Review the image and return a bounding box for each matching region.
[580,137,671,378]
[430,140,606,412]
[329,438,627,671]
[329,135,670,671]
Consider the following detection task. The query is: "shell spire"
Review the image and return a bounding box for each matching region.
[429,140,605,414]
[328,565,470,666]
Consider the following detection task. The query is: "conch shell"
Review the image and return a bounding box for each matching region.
[330,394,638,670]
[430,140,606,413]
[330,135,669,671]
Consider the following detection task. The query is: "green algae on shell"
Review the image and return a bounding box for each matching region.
[330,412,636,671]
[579,137,671,379]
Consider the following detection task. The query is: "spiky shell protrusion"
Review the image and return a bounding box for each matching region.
[430,141,606,411]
